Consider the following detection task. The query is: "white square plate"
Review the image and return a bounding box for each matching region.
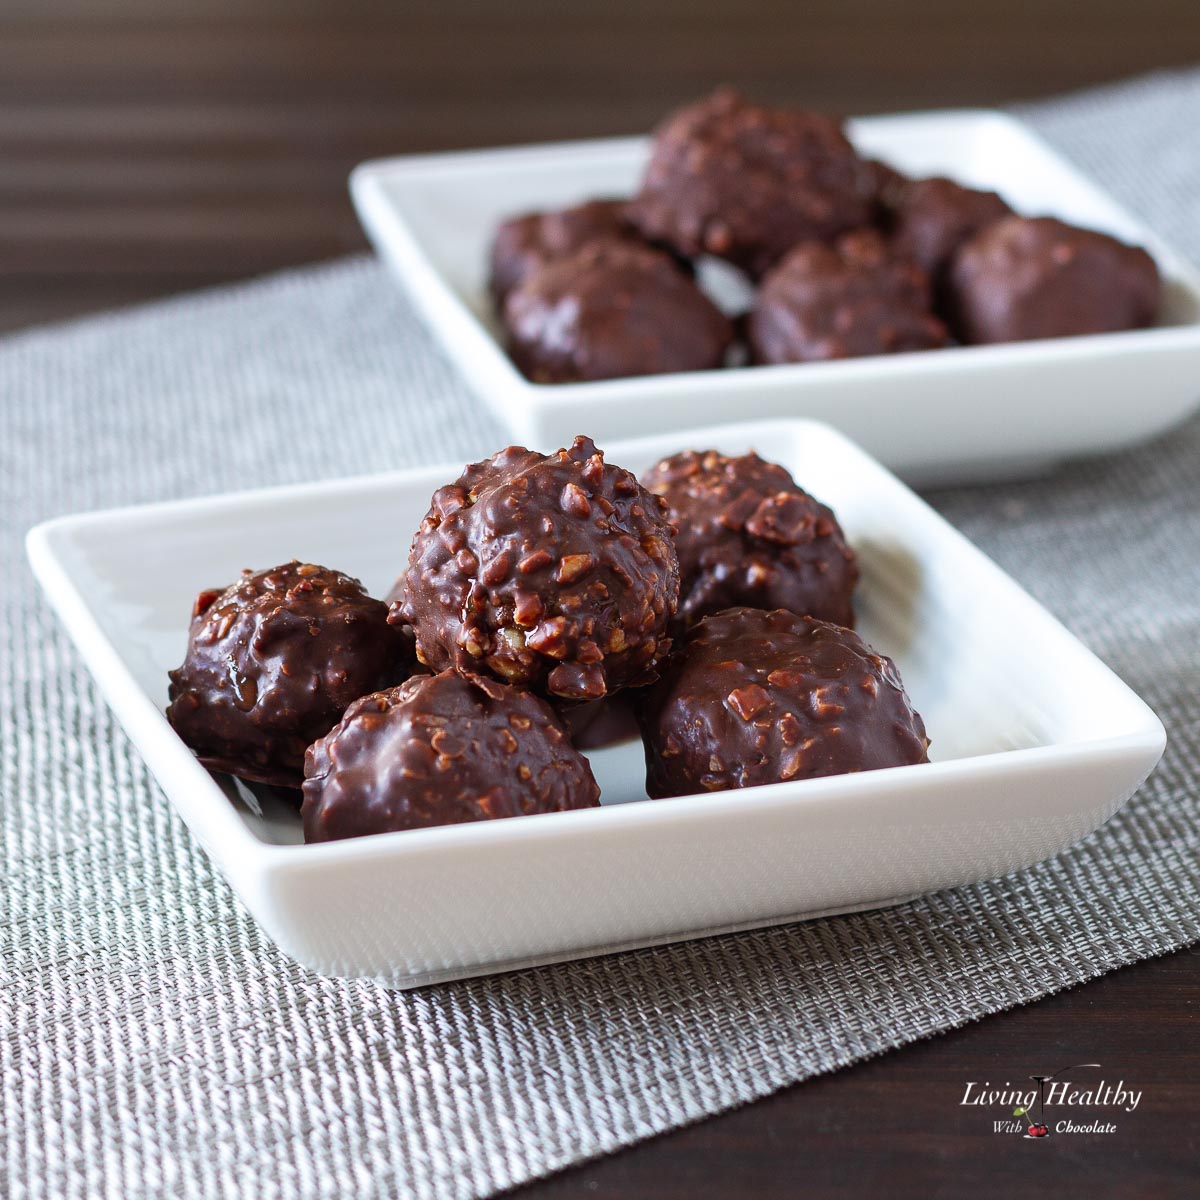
[27,420,1165,987]
[351,109,1200,487]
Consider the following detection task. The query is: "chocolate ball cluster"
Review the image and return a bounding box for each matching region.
[489,88,1161,382]
[168,438,929,843]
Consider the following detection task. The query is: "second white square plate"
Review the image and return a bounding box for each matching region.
[352,109,1200,486]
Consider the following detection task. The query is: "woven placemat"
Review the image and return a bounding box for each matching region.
[2,70,1199,1199]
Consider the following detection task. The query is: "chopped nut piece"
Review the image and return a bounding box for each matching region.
[518,549,553,574]
[481,552,511,586]
[560,482,592,518]
[556,553,595,584]
[726,684,770,721]
[513,590,544,628]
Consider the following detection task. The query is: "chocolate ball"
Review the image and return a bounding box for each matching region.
[302,670,601,842]
[642,450,857,629]
[488,199,636,304]
[945,215,1161,344]
[628,87,875,279]
[398,435,679,702]
[748,229,949,363]
[885,176,1011,279]
[638,608,929,799]
[503,241,733,383]
[167,561,414,787]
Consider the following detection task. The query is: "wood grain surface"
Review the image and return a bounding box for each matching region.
[4,5,1197,1196]
[4,1,1200,332]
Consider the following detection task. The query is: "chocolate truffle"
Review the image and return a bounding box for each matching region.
[885,176,1011,279]
[488,198,636,303]
[503,241,733,383]
[642,450,857,629]
[302,669,601,842]
[628,88,875,278]
[945,215,1161,344]
[748,229,949,363]
[638,608,929,798]
[167,561,413,787]
[397,435,679,702]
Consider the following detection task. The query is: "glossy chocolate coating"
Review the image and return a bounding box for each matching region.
[885,176,1011,279]
[397,435,679,702]
[628,88,875,279]
[488,198,637,303]
[946,215,1161,344]
[503,241,733,383]
[302,669,601,842]
[638,607,929,799]
[642,450,857,629]
[167,561,414,787]
[748,229,948,363]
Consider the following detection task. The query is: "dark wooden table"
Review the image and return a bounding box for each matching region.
[5,4,1197,1195]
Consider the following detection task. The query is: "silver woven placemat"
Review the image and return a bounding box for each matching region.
[3,70,1199,1200]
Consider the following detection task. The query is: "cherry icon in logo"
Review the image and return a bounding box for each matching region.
[1014,1105,1050,1139]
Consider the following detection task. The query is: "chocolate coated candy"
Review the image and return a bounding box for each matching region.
[167,561,413,787]
[946,215,1161,344]
[488,198,637,303]
[642,450,857,629]
[302,669,601,841]
[884,176,1011,279]
[628,87,875,279]
[749,229,948,363]
[638,607,929,799]
[503,241,732,383]
[398,436,679,701]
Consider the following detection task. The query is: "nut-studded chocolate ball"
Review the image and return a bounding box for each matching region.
[167,561,414,787]
[638,608,929,798]
[628,88,875,279]
[488,198,637,304]
[946,215,1161,344]
[302,669,601,842]
[398,436,679,702]
[642,450,857,629]
[503,241,733,383]
[748,230,948,364]
[884,176,1011,280]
